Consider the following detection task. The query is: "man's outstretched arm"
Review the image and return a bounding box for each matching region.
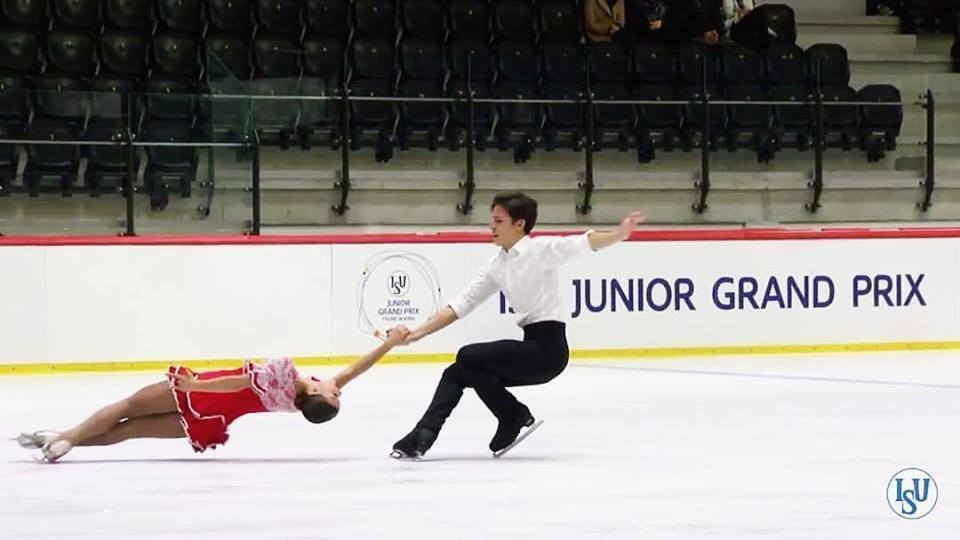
[588,211,645,251]
[405,262,498,344]
[406,306,459,344]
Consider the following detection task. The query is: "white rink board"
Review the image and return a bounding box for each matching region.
[0,236,956,364]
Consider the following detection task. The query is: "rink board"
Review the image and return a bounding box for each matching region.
[1,228,958,371]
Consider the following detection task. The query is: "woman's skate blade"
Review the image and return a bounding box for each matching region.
[34,440,72,463]
[13,431,60,449]
[13,434,34,448]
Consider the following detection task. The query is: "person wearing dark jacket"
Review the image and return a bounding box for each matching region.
[627,0,720,45]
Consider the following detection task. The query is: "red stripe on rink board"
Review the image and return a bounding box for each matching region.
[4,228,960,246]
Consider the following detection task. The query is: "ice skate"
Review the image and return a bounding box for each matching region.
[14,430,60,450]
[390,427,437,460]
[492,419,543,458]
[490,406,542,458]
[40,439,72,463]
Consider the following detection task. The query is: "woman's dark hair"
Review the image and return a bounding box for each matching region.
[491,192,538,234]
[294,393,339,424]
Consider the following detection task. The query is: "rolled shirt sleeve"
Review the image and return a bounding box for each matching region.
[535,231,594,268]
[448,260,501,318]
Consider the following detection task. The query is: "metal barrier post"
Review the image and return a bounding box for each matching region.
[334,83,351,215]
[693,56,710,214]
[458,54,476,215]
[919,89,936,211]
[578,55,595,216]
[121,90,136,236]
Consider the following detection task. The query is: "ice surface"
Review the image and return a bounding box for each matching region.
[2,353,958,539]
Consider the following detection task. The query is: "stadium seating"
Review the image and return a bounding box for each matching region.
[0,0,905,200]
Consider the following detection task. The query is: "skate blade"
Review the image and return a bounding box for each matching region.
[12,434,32,448]
[29,451,58,464]
[34,451,67,464]
[12,431,59,449]
[12,433,42,449]
[493,420,544,459]
[36,440,71,463]
[389,450,422,461]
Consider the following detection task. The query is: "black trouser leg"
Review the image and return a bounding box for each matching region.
[456,340,535,420]
[660,13,705,44]
[414,322,569,431]
[415,363,469,432]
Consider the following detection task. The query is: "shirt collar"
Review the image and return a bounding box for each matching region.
[503,235,532,257]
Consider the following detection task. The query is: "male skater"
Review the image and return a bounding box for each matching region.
[392,192,644,458]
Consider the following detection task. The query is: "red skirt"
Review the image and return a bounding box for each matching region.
[167,365,236,452]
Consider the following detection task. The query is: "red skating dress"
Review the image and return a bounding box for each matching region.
[167,357,299,452]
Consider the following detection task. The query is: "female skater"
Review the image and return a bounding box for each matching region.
[17,326,410,462]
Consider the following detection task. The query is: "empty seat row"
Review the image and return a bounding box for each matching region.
[2,0,582,44]
[211,40,855,90]
[0,30,204,80]
[3,0,207,33]
[0,119,197,207]
[207,39,899,163]
[1,15,852,89]
[235,72,901,162]
[1,0,307,36]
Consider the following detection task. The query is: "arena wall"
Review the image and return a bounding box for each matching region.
[1,228,958,372]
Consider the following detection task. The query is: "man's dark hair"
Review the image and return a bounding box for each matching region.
[294,393,339,424]
[491,192,538,234]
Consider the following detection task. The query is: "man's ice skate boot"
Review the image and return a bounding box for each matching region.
[390,427,437,459]
[490,406,543,458]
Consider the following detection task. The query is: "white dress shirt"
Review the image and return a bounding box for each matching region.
[449,232,594,326]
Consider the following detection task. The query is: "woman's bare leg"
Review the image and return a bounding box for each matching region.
[57,381,178,445]
[76,413,185,447]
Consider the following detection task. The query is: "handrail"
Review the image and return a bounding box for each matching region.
[208,93,908,108]
[0,84,932,234]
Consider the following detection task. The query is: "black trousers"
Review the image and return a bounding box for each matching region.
[630,17,706,45]
[416,321,569,433]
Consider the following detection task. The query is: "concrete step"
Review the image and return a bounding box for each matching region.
[707,170,923,190]
[850,72,960,100]
[849,52,954,75]
[898,107,960,142]
[915,34,957,55]
[798,33,917,54]
[797,15,900,35]
[895,152,960,176]
[787,0,864,17]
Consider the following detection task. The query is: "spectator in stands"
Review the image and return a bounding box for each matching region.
[627,0,720,45]
[585,0,628,43]
[953,14,960,74]
[868,0,902,16]
[625,0,666,41]
[719,0,756,43]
